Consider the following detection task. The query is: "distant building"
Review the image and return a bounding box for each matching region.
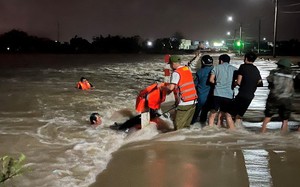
[179,39,200,50]
[179,39,192,50]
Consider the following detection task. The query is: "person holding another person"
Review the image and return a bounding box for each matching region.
[226,52,263,128]
[76,77,94,90]
[163,55,198,130]
[191,54,214,125]
[207,54,237,129]
[261,59,296,133]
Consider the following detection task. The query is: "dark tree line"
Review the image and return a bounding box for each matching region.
[1,29,299,55]
[0,29,183,54]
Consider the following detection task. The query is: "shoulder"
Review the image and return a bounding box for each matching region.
[232,65,238,70]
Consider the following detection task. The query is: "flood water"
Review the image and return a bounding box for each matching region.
[0,54,299,187]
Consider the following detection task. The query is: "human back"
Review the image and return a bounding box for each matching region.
[212,55,237,99]
[268,68,295,99]
[237,64,261,98]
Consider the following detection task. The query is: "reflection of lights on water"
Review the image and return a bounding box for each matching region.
[242,149,272,186]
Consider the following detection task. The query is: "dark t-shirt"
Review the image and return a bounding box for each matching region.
[237,63,262,99]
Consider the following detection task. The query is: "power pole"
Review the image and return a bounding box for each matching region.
[273,0,278,58]
[258,19,261,54]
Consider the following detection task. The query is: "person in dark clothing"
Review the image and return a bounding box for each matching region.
[191,55,214,125]
[226,52,263,127]
[110,109,160,131]
[261,58,296,133]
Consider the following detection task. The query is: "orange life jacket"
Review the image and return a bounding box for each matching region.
[175,66,198,102]
[136,83,167,113]
[77,81,91,90]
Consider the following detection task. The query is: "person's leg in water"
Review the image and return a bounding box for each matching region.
[261,116,272,133]
[208,111,217,127]
[191,96,204,124]
[217,112,227,128]
[281,119,289,134]
[199,96,213,126]
[112,115,141,131]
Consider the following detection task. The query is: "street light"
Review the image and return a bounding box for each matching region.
[226,31,231,36]
[227,16,243,55]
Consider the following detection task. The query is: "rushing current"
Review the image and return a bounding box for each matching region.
[0,53,299,187]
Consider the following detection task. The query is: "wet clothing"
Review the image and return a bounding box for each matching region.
[174,104,196,130]
[113,83,167,131]
[267,68,295,99]
[230,96,252,117]
[264,97,292,120]
[112,109,159,131]
[229,63,262,117]
[211,96,232,113]
[77,81,93,90]
[211,62,237,99]
[136,83,167,113]
[264,68,296,120]
[192,66,214,123]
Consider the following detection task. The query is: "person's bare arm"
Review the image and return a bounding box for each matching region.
[236,75,242,86]
[209,74,216,84]
[167,83,176,93]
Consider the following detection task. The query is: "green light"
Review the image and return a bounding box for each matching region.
[234,40,243,48]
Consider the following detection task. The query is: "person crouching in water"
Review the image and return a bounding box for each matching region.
[76,77,94,90]
[261,59,297,133]
[111,82,168,131]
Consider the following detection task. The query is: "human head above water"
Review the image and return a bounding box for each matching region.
[218,54,230,64]
[80,77,87,82]
[90,113,102,125]
[244,51,257,63]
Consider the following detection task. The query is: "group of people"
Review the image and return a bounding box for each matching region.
[190,52,263,130]
[78,52,298,133]
[165,52,297,133]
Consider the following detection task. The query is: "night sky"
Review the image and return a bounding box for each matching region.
[1,0,299,42]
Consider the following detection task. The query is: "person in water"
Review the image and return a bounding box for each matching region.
[90,113,102,126]
[111,82,168,131]
[76,77,94,90]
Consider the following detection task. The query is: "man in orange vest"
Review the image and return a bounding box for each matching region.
[76,77,94,90]
[163,55,198,130]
